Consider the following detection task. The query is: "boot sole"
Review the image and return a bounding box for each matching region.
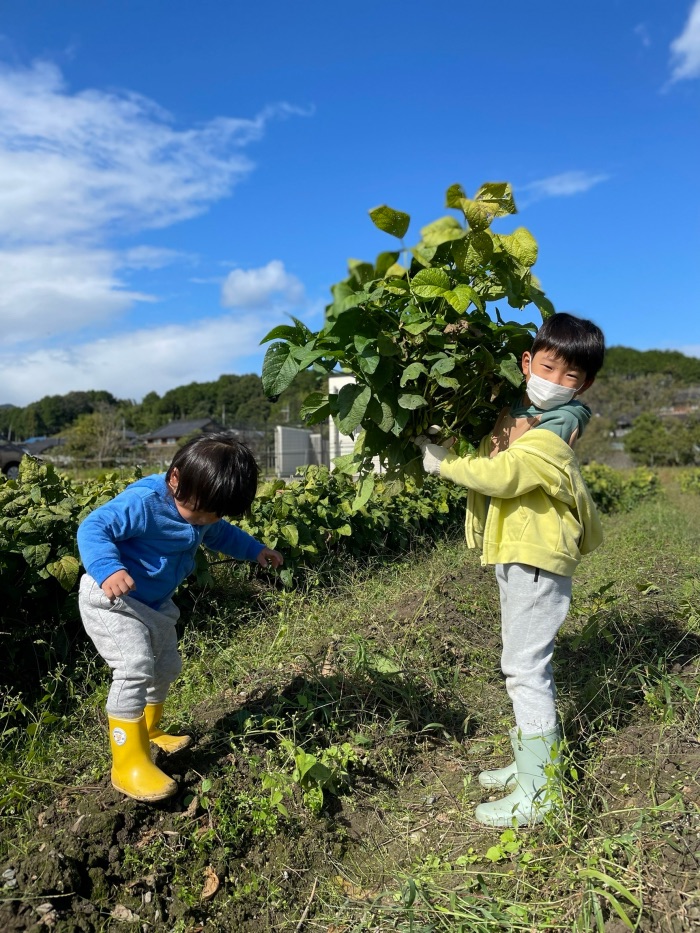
[149,735,192,753]
[111,780,178,802]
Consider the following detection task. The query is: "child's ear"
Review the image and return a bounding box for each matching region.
[521,350,532,373]
[576,376,595,396]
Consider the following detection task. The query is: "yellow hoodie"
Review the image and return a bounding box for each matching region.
[440,428,603,577]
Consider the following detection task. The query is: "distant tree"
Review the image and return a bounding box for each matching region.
[131,392,164,433]
[61,405,125,464]
[623,412,697,466]
[574,415,616,465]
[604,347,700,383]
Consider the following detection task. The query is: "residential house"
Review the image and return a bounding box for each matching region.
[143,419,225,451]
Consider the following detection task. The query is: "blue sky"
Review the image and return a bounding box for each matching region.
[0,0,698,407]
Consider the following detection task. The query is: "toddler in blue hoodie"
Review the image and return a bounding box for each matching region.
[77,432,282,803]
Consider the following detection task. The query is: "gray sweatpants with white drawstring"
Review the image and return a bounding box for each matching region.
[496,562,572,734]
[79,574,182,718]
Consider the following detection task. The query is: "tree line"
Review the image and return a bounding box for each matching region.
[0,371,321,442]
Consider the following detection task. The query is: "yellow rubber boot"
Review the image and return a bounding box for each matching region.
[144,703,192,753]
[109,714,178,802]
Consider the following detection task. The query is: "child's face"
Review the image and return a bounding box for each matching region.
[172,500,221,526]
[167,470,221,525]
[522,349,590,393]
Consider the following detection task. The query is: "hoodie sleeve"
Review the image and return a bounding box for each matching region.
[440,442,565,499]
[201,520,265,562]
[77,493,148,586]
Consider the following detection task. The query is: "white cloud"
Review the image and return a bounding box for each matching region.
[0,59,309,399]
[121,246,188,270]
[519,171,609,204]
[669,1,700,82]
[0,61,292,243]
[0,313,267,406]
[634,23,651,48]
[0,245,153,345]
[221,260,304,308]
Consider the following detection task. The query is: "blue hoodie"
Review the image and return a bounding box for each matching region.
[77,474,264,608]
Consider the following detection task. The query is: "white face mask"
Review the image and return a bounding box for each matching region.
[526,369,580,410]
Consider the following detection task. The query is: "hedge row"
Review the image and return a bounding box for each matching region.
[0,455,659,696]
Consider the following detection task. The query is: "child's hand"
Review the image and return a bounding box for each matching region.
[413,437,450,475]
[257,547,284,570]
[101,570,136,601]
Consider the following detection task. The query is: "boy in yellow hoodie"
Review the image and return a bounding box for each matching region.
[416,312,605,827]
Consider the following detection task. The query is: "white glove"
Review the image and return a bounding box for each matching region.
[414,436,449,475]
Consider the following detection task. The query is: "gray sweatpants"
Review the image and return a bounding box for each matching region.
[496,562,572,734]
[79,574,182,718]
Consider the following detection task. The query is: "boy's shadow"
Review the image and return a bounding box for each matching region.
[182,666,478,812]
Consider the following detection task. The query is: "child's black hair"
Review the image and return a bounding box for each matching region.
[531,312,605,380]
[165,433,259,517]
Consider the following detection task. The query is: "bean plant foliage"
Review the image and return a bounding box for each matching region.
[261,182,555,493]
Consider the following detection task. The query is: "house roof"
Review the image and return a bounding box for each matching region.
[22,437,66,455]
[144,419,223,441]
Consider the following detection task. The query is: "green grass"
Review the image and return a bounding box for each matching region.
[1,472,699,931]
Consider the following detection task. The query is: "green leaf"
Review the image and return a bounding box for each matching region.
[22,543,52,568]
[383,265,408,281]
[529,285,556,320]
[369,205,410,239]
[262,342,301,397]
[369,652,402,674]
[409,244,437,267]
[300,392,332,425]
[337,383,372,434]
[352,473,375,512]
[260,323,306,346]
[374,251,401,277]
[445,183,467,208]
[452,230,494,272]
[456,198,492,230]
[412,268,450,290]
[376,335,400,357]
[443,284,480,313]
[399,362,428,386]
[46,555,80,591]
[419,216,465,247]
[398,393,427,410]
[368,397,395,433]
[331,453,358,475]
[435,374,460,389]
[347,259,376,286]
[474,181,517,217]
[402,320,433,335]
[355,336,381,375]
[281,524,299,546]
[498,227,538,267]
[430,357,456,375]
[290,346,326,369]
[498,355,524,387]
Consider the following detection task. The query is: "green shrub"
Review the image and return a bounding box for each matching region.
[581,462,659,514]
[679,469,700,494]
[238,466,468,587]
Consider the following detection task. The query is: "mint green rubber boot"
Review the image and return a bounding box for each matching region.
[474,726,561,827]
[478,760,517,790]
